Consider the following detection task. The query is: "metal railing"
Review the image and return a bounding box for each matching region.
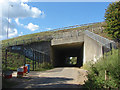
[3,46,51,71]
[49,22,101,31]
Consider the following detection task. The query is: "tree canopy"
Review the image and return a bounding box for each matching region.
[104,1,120,42]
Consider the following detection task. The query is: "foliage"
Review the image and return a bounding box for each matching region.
[104,1,120,41]
[2,50,53,71]
[70,57,77,64]
[83,49,120,89]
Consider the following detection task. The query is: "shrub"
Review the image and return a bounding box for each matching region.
[84,49,120,88]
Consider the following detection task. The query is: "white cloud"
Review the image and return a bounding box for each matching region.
[46,28,52,30]
[31,7,42,18]
[25,23,39,31]
[15,18,20,25]
[8,28,18,38]
[15,18,23,26]
[0,0,44,40]
[10,0,28,2]
[2,0,44,18]
[19,32,23,36]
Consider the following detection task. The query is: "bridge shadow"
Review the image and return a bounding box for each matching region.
[11,77,83,89]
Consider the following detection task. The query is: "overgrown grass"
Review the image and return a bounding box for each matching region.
[2,22,112,49]
[83,49,120,88]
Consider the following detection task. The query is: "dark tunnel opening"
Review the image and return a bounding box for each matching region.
[51,42,84,67]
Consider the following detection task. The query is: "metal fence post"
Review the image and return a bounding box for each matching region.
[41,53,42,63]
[16,41,17,45]
[35,51,36,70]
[32,49,34,71]
[38,52,40,67]
[24,48,26,66]
[43,54,44,64]
[102,46,104,59]
[5,48,8,68]
[30,38,32,43]
[110,43,112,55]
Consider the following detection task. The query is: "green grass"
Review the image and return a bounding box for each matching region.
[83,49,120,88]
[2,50,53,71]
[1,22,112,49]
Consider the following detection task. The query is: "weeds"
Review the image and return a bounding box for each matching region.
[83,49,120,88]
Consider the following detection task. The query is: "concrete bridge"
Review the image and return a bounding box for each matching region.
[51,30,116,67]
[9,30,116,69]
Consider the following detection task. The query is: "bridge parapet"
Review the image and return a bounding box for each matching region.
[51,30,84,46]
[84,30,116,49]
[52,30,84,39]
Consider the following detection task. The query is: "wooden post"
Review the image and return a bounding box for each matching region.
[105,70,107,81]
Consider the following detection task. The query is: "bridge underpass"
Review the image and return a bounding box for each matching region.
[51,42,84,67]
[51,30,116,67]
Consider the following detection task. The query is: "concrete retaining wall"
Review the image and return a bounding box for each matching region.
[83,35,102,64]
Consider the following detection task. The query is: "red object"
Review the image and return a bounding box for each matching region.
[23,66,27,73]
[4,74,12,79]
[17,72,24,75]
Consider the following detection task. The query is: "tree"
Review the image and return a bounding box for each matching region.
[104,1,120,42]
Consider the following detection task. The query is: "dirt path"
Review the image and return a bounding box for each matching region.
[13,67,88,88]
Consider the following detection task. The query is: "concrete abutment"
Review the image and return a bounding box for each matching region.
[51,30,116,67]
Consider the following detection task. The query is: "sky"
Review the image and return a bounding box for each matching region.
[0,0,112,40]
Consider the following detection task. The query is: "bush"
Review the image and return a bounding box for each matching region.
[84,49,120,88]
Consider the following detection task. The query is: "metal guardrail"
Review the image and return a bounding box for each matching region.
[49,22,101,32]
[84,30,116,49]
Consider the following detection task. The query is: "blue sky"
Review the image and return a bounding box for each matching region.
[1,1,111,40]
